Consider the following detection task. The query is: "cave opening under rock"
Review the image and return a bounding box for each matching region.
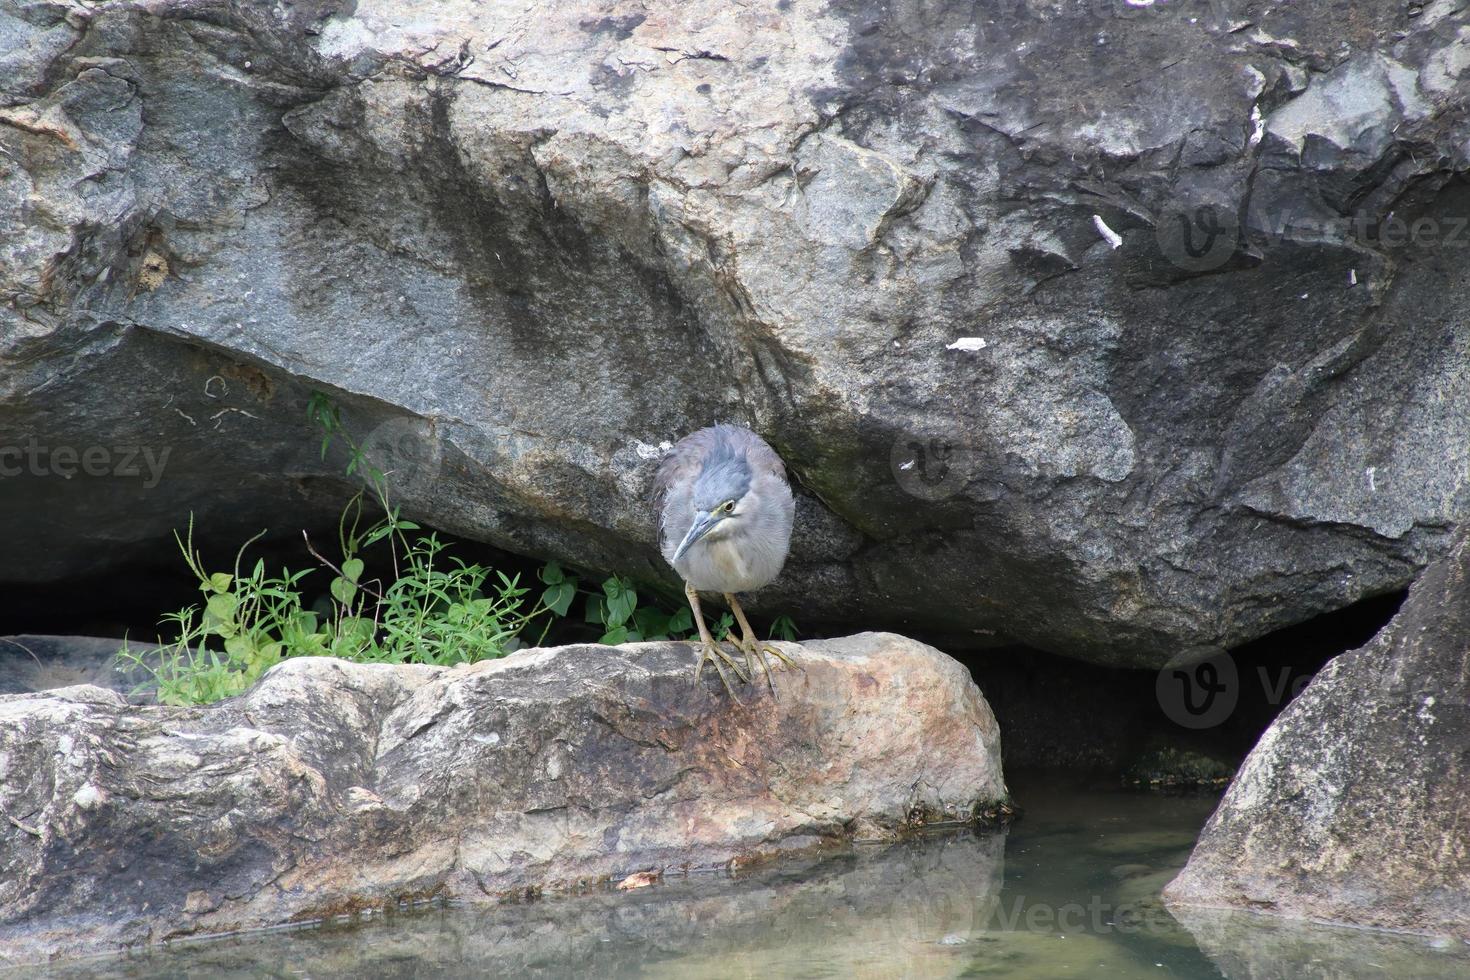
[0,504,1407,783]
[957,589,1408,778]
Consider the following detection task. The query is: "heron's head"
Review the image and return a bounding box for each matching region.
[672,447,753,560]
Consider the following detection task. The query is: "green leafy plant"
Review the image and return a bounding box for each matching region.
[121,392,799,705]
[117,519,308,705]
[565,564,794,648]
[770,615,799,643]
[371,534,546,665]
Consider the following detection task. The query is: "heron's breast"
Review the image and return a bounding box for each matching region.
[680,536,767,592]
[707,538,750,582]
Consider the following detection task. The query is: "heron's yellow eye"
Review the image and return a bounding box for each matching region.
[721,500,735,513]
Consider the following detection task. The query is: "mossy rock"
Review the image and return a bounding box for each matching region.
[1123,745,1235,789]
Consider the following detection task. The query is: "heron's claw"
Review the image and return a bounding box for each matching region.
[728,633,798,697]
[693,637,750,697]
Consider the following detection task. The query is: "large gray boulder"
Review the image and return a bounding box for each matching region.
[1164,528,1470,939]
[3,0,1468,666]
[0,632,1008,965]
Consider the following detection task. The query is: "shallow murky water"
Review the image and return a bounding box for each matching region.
[24,774,1470,979]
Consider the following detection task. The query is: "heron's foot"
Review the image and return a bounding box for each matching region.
[692,636,750,696]
[728,633,799,696]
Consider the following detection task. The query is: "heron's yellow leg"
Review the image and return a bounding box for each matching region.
[687,584,749,694]
[725,594,798,696]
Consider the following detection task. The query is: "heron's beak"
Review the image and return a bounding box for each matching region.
[673,510,722,561]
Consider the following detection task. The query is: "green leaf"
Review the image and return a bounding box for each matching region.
[542,581,576,617]
[208,572,233,594]
[331,576,357,606]
[770,615,799,642]
[362,525,393,547]
[603,577,636,628]
[205,592,238,626]
[585,594,607,625]
[223,634,251,661]
[341,558,364,584]
[599,625,630,645]
[538,561,564,585]
[633,607,669,639]
[297,633,328,655]
[668,606,693,635]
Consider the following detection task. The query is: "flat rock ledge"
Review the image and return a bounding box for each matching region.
[1164,528,1470,940]
[0,632,1006,966]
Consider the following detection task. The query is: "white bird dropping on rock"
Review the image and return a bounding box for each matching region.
[946,337,988,352]
[1092,214,1123,249]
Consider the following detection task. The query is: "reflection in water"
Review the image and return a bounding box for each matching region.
[27,835,1008,979]
[20,776,1470,979]
[1172,906,1470,980]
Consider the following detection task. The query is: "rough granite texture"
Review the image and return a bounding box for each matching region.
[2,0,1469,667]
[0,632,1007,965]
[1165,528,1470,940]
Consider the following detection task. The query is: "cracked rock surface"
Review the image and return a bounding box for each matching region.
[1165,527,1470,939]
[2,0,1469,666]
[0,632,1007,965]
